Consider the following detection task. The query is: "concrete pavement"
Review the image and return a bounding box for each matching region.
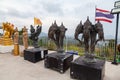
[0,51,120,80]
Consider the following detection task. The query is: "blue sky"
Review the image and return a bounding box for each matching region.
[0,0,119,39]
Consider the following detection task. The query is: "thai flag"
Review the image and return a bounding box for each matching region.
[95,8,114,23]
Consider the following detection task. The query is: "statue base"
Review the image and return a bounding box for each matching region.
[44,52,73,73]
[13,43,19,56]
[24,48,48,63]
[83,53,96,64]
[0,37,13,46]
[70,57,105,80]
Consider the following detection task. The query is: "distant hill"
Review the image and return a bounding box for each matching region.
[28,32,47,38]
[66,34,116,40]
[29,32,119,41]
[39,32,48,37]
[105,35,114,39]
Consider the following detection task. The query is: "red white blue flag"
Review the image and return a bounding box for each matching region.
[95,8,114,23]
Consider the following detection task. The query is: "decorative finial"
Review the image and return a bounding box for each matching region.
[80,20,82,24]
[87,16,89,21]
[54,20,56,24]
[52,23,53,26]
[61,22,63,26]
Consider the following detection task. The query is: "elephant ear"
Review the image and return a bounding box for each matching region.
[94,21,103,32]
[60,22,67,31]
[94,23,98,32]
[48,23,58,33]
[48,23,57,41]
[48,23,53,38]
[75,21,83,33]
[74,21,83,45]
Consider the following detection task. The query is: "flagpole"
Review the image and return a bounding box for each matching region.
[34,17,36,27]
[65,36,67,52]
[112,13,119,65]
[95,5,97,24]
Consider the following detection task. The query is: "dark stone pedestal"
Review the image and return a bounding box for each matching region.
[44,52,73,73]
[70,57,105,80]
[24,48,48,63]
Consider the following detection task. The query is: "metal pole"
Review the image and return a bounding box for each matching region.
[94,5,97,24]
[65,37,68,52]
[112,13,119,65]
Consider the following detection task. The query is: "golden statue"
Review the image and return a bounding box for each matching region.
[13,27,20,56]
[0,22,14,46]
[22,26,28,49]
[2,22,14,38]
[14,27,19,44]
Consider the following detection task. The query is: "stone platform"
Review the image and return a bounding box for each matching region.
[24,48,48,63]
[45,52,73,73]
[70,57,105,80]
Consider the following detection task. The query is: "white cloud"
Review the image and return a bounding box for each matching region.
[0,0,119,38]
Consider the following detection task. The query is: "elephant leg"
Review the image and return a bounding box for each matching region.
[60,39,64,49]
[90,32,96,54]
[101,33,105,41]
[90,42,95,54]
[84,39,89,54]
[55,33,60,50]
[59,31,65,49]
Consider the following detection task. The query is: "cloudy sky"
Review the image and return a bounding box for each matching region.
[0,0,119,38]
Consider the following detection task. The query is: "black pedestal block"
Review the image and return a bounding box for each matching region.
[70,57,105,80]
[44,53,73,73]
[24,48,48,63]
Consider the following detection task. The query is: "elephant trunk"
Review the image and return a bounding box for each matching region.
[74,31,82,44]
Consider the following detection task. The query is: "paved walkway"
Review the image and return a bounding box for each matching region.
[0,50,120,80]
[0,45,14,53]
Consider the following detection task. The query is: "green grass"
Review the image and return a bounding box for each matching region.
[64,45,84,56]
[25,39,119,61]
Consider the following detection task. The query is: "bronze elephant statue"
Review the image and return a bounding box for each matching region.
[74,17,105,63]
[48,21,67,53]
